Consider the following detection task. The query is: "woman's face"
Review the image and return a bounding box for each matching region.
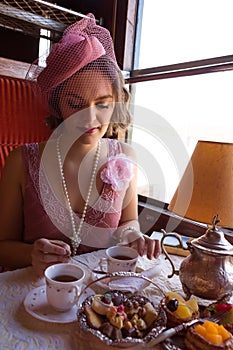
[58,70,115,143]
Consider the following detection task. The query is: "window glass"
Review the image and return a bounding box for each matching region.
[138,0,233,68]
[132,70,233,203]
[131,0,233,203]
[38,29,51,67]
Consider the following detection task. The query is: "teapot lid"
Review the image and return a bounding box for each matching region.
[191,215,233,255]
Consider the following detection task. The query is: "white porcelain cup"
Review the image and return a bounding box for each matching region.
[44,263,85,312]
[103,246,139,273]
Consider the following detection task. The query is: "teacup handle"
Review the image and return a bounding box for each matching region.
[72,285,81,303]
[98,257,108,272]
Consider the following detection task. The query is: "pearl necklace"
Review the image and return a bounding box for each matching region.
[56,136,101,255]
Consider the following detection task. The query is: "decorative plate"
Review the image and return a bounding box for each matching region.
[76,289,167,347]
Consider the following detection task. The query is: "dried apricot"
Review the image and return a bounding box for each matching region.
[194,324,207,337]
[218,325,231,342]
[194,320,231,345]
[205,333,222,345]
[203,320,218,333]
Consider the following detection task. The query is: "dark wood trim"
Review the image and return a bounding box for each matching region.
[127,55,233,84]
[138,195,233,244]
[121,0,139,71]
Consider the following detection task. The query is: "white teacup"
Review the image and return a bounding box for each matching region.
[44,263,85,312]
[103,246,139,273]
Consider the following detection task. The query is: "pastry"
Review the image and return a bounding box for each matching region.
[115,304,127,319]
[91,293,113,315]
[203,302,233,334]
[122,320,137,338]
[99,322,122,340]
[107,314,124,329]
[143,302,158,327]
[84,305,103,329]
[185,320,233,350]
[124,299,140,317]
[106,305,126,329]
[81,291,162,343]
[130,314,147,331]
[161,291,199,328]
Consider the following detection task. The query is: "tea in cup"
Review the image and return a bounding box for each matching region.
[104,246,139,273]
[44,263,85,312]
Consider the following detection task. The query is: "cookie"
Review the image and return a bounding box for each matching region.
[84,305,103,329]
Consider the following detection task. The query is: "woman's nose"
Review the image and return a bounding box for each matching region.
[79,105,96,124]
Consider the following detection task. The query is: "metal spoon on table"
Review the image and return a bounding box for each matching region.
[71,257,107,274]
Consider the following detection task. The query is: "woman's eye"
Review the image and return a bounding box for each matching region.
[96,103,111,109]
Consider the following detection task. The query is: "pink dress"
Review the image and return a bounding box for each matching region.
[22,138,126,254]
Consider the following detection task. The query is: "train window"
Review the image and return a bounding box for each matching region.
[136,0,233,68]
[129,0,233,203]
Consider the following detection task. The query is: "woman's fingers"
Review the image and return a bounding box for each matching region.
[34,238,71,256]
[152,238,161,258]
[144,236,156,259]
[132,235,161,259]
[31,239,71,277]
[38,251,70,264]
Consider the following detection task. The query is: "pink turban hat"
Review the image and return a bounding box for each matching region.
[26,13,119,114]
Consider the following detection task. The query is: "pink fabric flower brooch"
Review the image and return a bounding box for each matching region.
[100,153,134,191]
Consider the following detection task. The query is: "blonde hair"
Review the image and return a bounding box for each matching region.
[45,57,131,138]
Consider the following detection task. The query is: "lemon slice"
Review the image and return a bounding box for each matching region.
[186,299,199,313]
[166,292,186,303]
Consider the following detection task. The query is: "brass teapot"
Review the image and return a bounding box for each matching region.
[161,216,233,301]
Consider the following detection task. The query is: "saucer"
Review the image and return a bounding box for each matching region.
[24,286,92,323]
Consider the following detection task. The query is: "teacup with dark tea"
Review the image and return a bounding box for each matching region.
[44,263,85,312]
[105,246,139,273]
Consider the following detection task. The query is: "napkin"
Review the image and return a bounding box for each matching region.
[108,265,161,293]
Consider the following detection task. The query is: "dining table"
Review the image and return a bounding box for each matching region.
[0,247,185,350]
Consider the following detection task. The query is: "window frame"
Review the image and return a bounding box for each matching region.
[127,2,233,240]
[126,55,233,84]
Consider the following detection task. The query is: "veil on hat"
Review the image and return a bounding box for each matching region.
[26,13,122,116]
[26,13,131,136]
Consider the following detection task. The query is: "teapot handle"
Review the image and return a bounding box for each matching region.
[160,229,188,278]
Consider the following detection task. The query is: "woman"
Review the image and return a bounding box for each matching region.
[0,14,160,277]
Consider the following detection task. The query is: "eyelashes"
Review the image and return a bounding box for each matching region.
[96,103,113,110]
[67,100,113,111]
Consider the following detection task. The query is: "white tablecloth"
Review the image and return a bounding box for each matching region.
[0,250,183,350]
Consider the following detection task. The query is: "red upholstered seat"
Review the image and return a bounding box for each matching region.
[0,75,52,271]
[0,75,51,175]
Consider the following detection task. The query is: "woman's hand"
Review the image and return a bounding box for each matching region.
[117,225,161,259]
[132,234,161,259]
[31,238,71,277]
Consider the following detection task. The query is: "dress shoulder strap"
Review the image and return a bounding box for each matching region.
[106,138,122,157]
